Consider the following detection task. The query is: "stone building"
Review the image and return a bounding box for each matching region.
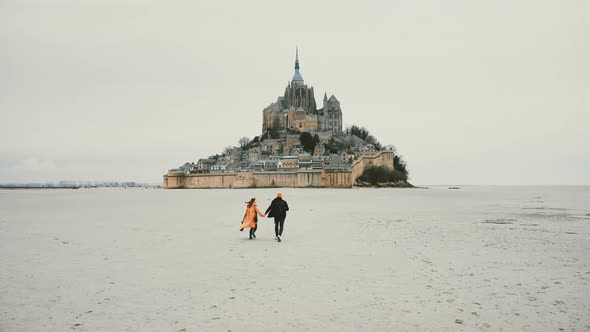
[196,159,215,173]
[262,49,343,137]
[179,162,197,174]
[284,134,300,153]
[277,156,299,171]
[260,139,282,155]
[313,144,326,156]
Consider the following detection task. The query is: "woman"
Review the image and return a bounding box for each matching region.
[240,198,265,239]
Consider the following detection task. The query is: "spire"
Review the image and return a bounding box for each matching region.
[292,46,303,83]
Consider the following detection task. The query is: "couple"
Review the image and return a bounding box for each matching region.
[240,193,289,242]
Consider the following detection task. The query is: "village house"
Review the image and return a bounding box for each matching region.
[262,159,279,171]
[179,162,197,174]
[260,139,282,155]
[313,144,326,156]
[324,157,349,171]
[312,156,327,169]
[359,144,376,156]
[248,147,262,163]
[196,159,216,173]
[277,156,299,171]
[298,153,313,169]
[209,164,227,173]
[238,161,250,172]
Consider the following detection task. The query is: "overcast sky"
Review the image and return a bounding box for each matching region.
[1,0,588,185]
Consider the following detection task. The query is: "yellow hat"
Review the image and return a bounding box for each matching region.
[277,193,282,198]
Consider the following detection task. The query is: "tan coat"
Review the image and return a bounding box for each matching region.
[240,203,265,230]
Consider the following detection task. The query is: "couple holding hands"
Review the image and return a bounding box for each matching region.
[240,193,289,242]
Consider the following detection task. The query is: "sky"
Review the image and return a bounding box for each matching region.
[1,0,589,185]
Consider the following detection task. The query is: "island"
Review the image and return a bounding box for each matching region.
[164,50,411,189]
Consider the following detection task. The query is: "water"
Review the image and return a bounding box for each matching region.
[1,186,589,331]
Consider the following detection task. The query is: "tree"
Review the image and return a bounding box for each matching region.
[299,132,315,153]
[239,137,251,149]
[393,155,409,181]
[383,144,397,153]
[324,136,340,154]
[245,136,260,150]
[346,125,369,140]
[345,125,381,150]
[355,153,410,185]
[357,163,409,184]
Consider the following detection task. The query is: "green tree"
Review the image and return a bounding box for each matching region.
[393,155,409,181]
[357,155,409,184]
[299,132,315,153]
[345,125,382,150]
[245,136,260,150]
[357,166,406,184]
[324,136,340,154]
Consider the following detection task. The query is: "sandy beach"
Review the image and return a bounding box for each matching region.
[0,186,589,331]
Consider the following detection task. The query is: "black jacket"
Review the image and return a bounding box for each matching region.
[265,197,289,220]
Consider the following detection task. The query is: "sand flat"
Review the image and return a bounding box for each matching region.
[1,186,589,331]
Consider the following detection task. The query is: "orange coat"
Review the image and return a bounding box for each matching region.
[240,203,265,230]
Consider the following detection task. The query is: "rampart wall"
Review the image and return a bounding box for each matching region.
[163,151,394,189]
[350,151,395,181]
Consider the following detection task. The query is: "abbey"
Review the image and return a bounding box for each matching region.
[262,49,343,137]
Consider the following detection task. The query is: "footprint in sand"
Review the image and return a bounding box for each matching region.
[74,310,92,319]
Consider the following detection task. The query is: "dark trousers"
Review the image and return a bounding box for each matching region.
[249,224,257,238]
[274,218,285,237]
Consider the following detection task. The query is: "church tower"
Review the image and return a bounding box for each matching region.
[292,47,304,85]
[281,48,317,112]
[263,49,342,136]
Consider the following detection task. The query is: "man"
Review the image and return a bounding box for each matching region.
[265,193,289,242]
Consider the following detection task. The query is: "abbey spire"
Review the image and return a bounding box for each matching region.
[292,47,304,84]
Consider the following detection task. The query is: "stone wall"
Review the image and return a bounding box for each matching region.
[163,151,394,189]
[163,172,184,188]
[164,169,352,189]
[350,151,395,182]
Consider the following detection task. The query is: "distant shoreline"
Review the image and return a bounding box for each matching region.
[0,186,162,189]
[0,186,81,190]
